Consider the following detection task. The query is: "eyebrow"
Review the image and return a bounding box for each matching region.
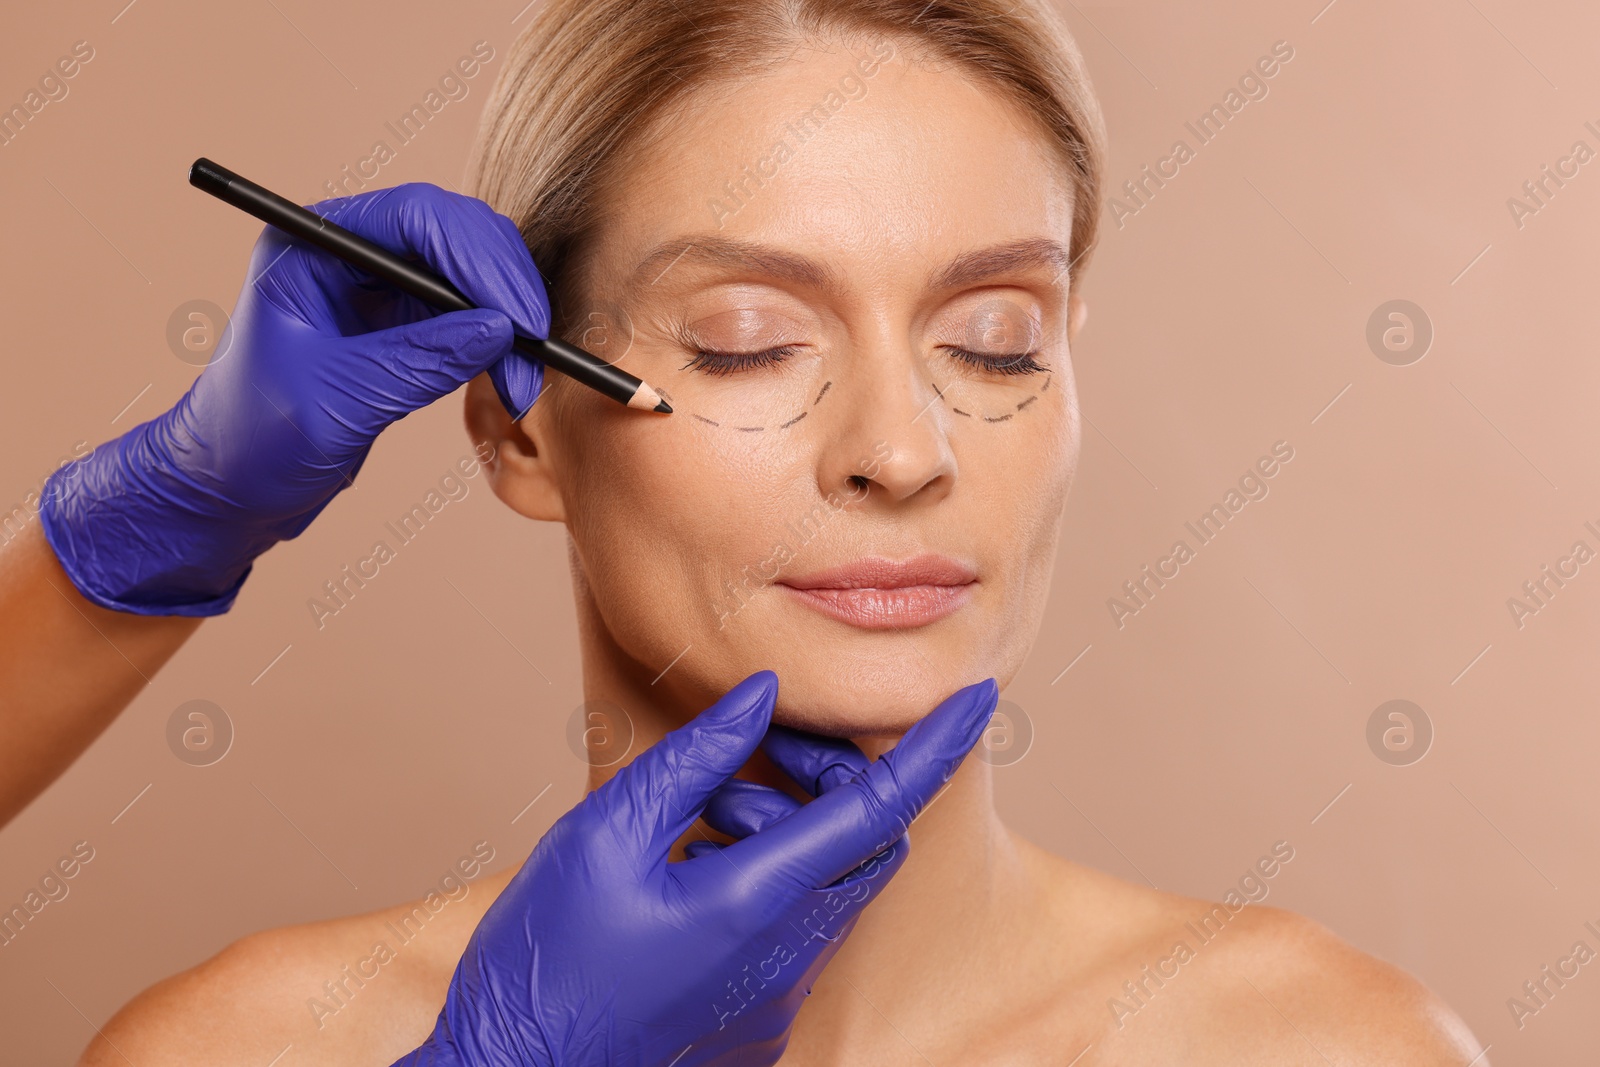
[931,237,1073,291]
[629,234,1073,296]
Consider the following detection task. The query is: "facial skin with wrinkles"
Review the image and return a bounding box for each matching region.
[468,35,1089,738]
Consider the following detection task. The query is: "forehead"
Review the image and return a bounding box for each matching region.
[588,40,1077,291]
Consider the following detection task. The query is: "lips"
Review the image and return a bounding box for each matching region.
[778,554,977,629]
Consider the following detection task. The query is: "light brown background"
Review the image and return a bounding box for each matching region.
[3,1,1597,1063]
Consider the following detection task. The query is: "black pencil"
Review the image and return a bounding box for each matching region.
[187,157,671,416]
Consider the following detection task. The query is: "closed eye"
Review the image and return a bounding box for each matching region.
[682,345,801,377]
[944,346,1047,376]
[682,344,1047,377]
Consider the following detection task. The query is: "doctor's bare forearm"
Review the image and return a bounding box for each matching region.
[0,522,198,827]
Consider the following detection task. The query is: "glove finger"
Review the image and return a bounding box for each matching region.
[346,309,517,425]
[354,303,540,423]
[683,839,725,860]
[488,353,545,422]
[796,833,912,945]
[593,670,778,866]
[702,779,802,839]
[839,830,910,888]
[719,678,997,890]
[761,726,870,797]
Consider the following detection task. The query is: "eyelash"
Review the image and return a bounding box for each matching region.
[683,345,801,377]
[683,345,1047,377]
[946,346,1047,376]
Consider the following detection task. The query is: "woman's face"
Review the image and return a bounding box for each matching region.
[510,37,1084,736]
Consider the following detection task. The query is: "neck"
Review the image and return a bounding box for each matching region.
[575,610,1036,1059]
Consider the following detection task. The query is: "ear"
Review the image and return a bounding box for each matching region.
[463,372,567,523]
[1066,293,1089,344]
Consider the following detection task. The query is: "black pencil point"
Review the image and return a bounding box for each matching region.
[655,398,674,414]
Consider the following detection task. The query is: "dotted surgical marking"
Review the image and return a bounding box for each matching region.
[679,379,833,434]
[676,356,1055,430]
[933,370,1052,423]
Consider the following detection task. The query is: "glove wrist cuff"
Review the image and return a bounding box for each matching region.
[36,430,264,617]
[38,491,254,616]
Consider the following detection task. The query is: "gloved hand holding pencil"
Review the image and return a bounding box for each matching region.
[40,183,549,616]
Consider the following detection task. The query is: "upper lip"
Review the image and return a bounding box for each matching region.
[778,554,977,591]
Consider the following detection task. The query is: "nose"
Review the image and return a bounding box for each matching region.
[819,338,957,507]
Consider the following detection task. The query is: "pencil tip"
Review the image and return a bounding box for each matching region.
[655,398,674,414]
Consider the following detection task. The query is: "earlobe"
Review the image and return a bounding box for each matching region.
[463,373,568,523]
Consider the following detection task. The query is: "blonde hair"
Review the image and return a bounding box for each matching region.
[467,0,1105,339]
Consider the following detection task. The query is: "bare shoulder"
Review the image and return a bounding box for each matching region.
[1012,838,1486,1064]
[1193,903,1488,1064]
[79,871,508,1067]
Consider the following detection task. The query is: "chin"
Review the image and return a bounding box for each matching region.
[753,641,1002,741]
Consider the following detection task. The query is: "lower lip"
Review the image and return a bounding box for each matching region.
[780,583,975,629]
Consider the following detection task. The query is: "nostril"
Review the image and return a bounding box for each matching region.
[848,475,869,492]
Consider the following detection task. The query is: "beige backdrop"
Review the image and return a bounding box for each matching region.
[3,1,1598,1063]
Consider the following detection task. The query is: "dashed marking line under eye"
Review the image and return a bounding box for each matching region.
[677,369,1052,432]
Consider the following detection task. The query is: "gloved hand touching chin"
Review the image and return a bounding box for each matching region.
[40,183,545,615]
[394,670,1000,1067]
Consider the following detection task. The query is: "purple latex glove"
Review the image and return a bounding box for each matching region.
[39,183,546,615]
[686,722,887,862]
[395,670,999,1067]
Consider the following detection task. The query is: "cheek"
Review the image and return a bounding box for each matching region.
[961,363,1078,508]
[559,421,814,658]
[1030,370,1080,559]
[962,371,1077,611]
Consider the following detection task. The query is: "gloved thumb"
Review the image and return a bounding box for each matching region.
[594,670,779,865]
[488,348,544,422]
[351,308,540,424]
